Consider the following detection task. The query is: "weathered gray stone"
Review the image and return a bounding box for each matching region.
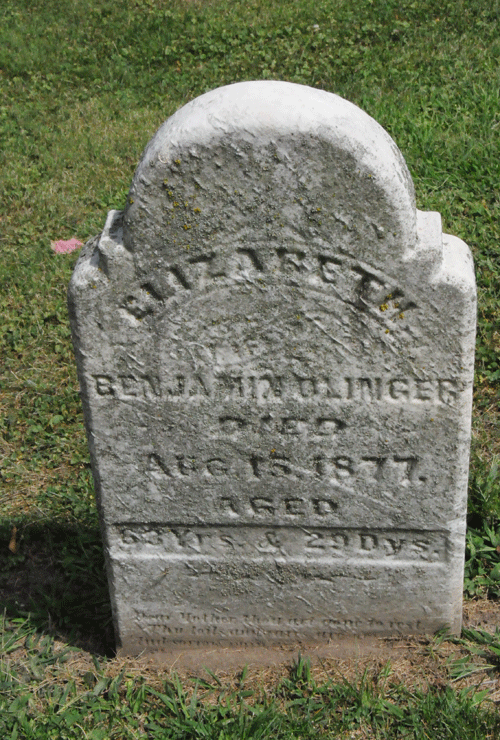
[68,81,476,657]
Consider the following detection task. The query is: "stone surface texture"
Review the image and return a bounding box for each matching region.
[68,81,476,656]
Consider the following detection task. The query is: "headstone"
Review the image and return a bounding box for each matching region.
[68,81,476,658]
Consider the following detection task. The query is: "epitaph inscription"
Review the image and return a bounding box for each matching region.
[69,82,476,655]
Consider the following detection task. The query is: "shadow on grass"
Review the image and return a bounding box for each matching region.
[0,520,115,656]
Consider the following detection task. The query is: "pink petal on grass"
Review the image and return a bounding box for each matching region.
[51,238,83,254]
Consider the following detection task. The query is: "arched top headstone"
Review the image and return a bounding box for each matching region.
[69,82,476,662]
[123,81,438,281]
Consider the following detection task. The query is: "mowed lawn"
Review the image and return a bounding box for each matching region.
[1,0,500,737]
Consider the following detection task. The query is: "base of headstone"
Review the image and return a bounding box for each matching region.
[115,633,443,672]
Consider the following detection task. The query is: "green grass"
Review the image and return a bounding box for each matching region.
[1,0,500,735]
[1,629,500,739]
